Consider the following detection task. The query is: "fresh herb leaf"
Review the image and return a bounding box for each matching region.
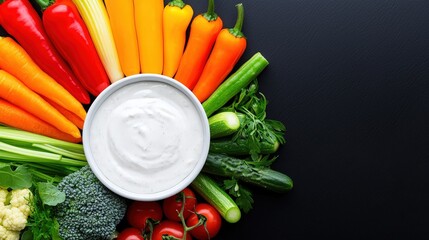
[223,178,254,213]
[0,164,32,189]
[37,182,65,206]
[246,155,278,168]
[27,184,61,240]
[224,80,286,158]
[235,186,253,213]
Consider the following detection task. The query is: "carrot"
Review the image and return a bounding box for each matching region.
[0,70,81,138]
[43,97,84,130]
[0,36,86,121]
[0,99,81,143]
[193,4,247,102]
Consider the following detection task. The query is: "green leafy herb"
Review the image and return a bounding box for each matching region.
[27,183,61,240]
[222,80,286,159]
[0,163,32,189]
[37,182,65,206]
[223,178,254,213]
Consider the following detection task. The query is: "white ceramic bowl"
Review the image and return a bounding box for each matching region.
[83,74,210,201]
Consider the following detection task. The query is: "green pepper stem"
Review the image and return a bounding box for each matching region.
[229,3,245,38]
[203,0,218,22]
[168,0,186,9]
[34,0,55,10]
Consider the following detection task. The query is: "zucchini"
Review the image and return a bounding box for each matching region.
[202,52,269,117]
[203,153,293,193]
[191,173,241,223]
[209,138,279,155]
[209,112,240,139]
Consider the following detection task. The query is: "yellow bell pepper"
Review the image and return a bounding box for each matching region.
[134,0,164,74]
[105,0,140,76]
[162,0,193,77]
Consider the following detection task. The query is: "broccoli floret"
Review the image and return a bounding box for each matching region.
[54,166,127,240]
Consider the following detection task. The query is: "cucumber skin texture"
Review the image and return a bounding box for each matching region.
[202,52,269,117]
[209,138,279,155]
[203,153,293,193]
[191,173,241,223]
[209,112,240,139]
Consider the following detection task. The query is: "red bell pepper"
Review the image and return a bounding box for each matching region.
[35,0,110,96]
[0,0,90,104]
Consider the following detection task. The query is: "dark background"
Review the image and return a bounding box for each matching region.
[2,0,429,239]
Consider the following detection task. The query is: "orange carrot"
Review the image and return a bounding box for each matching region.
[0,99,81,143]
[43,97,84,130]
[0,36,86,121]
[0,70,81,138]
[193,4,247,102]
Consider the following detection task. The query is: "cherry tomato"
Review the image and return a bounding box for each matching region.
[117,228,145,240]
[186,203,222,240]
[152,220,192,240]
[163,188,197,221]
[127,201,163,229]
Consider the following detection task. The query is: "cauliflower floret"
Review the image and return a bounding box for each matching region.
[0,189,8,207]
[0,225,20,240]
[9,189,32,217]
[1,206,28,231]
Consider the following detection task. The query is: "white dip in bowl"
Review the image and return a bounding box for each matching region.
[83,74,210,201]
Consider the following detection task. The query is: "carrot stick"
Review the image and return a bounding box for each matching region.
[0,36,86,121]
[0,70,81,138]
[43,97,84,130]
[0,99,81,143]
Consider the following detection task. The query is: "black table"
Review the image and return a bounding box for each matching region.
[2,0,429,239]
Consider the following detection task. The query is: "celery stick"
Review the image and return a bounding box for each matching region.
[32,144,86,161]
[0,141,61,161]
[0,126,84,153]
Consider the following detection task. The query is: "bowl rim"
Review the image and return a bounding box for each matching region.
[82,73,210,201]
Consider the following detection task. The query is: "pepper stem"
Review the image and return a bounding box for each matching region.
[168,0,186,9]
[202,0,218,22]
[229,3,245,38]
[34,0,55,11]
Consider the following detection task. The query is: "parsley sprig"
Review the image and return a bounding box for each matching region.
[222,80,286,160]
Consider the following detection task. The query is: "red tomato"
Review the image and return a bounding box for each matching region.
[163,188,197,221]
[127,201,163,229]
[152,220,192,240]
[186,203,222,240]
[117,228,145,240]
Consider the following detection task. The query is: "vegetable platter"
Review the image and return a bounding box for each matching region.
[0,0,293,239]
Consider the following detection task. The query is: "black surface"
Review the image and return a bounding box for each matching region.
[2,0,429,239]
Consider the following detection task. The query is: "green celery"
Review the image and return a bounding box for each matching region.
[32,144,86,161]
[0,126,84,153]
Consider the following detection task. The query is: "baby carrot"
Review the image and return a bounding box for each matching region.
[134,0,164,74]
[162,0,193,77]
[193,4,247,102]
[43,97,84,130]
[0,70,81,139]
[0,99,81,143]
[0,36,86,121]
[174,0,223,89]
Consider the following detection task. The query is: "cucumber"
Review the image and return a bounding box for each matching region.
[209,112,240,138]
[202,52,269,117]
[202,153,293,193]
[191,173,241,223]
[209,138,279,155]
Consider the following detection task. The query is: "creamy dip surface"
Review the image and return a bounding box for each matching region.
[88,81,205,194]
